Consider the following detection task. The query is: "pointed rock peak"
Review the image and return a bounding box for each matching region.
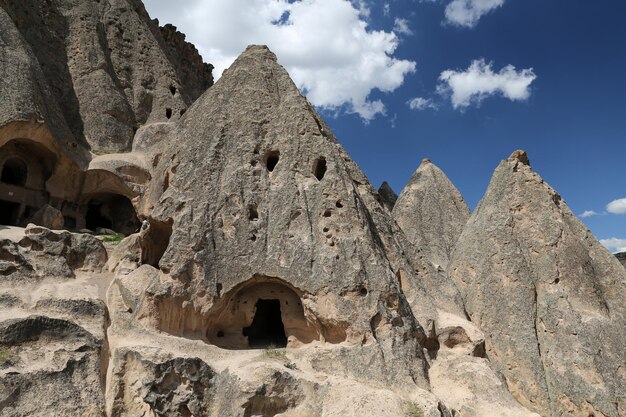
[182,44,321,137]
[378,181,398,210]
[140,43,431,390]
[449,150,626,416]
[508,149,530,166]
[393,158,470,268]
[242,44,277,61]
[221,44,279,78]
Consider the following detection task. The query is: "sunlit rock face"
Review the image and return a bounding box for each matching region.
[449,151,626,417]
[0,0,211,153]
[393,158,470,270]
[137,44,430,384]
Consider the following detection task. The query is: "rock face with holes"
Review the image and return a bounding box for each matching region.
[117,44,433,395]
[393,158,470,270]
[0,0,210,237]
[0,0,213,153]
[449,151,626,417]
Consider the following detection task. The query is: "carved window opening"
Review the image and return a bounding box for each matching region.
[139,218,173,268]
[1,158,28,186]
[248,205,259,221]
[265,151,280,172]
[312,157,327,181]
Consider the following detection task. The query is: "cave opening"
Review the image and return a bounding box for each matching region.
[84,193,139,235]
[86,202,113,231]
[0,201,20,225]
[243,299,287,348]
[1,158,28,186]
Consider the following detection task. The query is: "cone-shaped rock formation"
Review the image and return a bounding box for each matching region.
[132,45,432,390]
[378,181,398,210]
[394,158,470,269]
[449,150,626,417]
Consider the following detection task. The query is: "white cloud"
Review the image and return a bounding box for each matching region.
[580,210,600,218]
[599,238,626,254]
[444,0,504,28]
[607,198,626,214]
[407,97,438,110]
[393,18,413,35]
[438,59,536,109]
[383,3,390,16]
[144,0,415,121]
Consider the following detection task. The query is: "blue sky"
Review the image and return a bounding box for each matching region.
[144,0,626,251]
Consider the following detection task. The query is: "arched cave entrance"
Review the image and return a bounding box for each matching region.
[1,158,28,186]
[0,139,57,226]
[84,193,139,235]
[243,299,288,348]
[157,277,323,349]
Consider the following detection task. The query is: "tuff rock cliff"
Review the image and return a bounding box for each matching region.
[393,158,470,270]
[448,151,626,417]
[0,2,624,417]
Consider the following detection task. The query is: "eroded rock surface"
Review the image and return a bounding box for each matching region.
[0,0,212,153]
[449,151,626,417]
[393,158,470,269]
[0,225,110,417]
[128,44,430,392]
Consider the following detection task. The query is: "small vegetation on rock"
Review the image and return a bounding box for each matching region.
[0,347,12,364]
[92,147,118,156]
[263,348,287,361]
[99,233,125,244]
[405,401,423,417]
[284,361,297,370]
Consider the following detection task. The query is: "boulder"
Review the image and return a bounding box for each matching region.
[0,316,106,417]
[27,204,64,230]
